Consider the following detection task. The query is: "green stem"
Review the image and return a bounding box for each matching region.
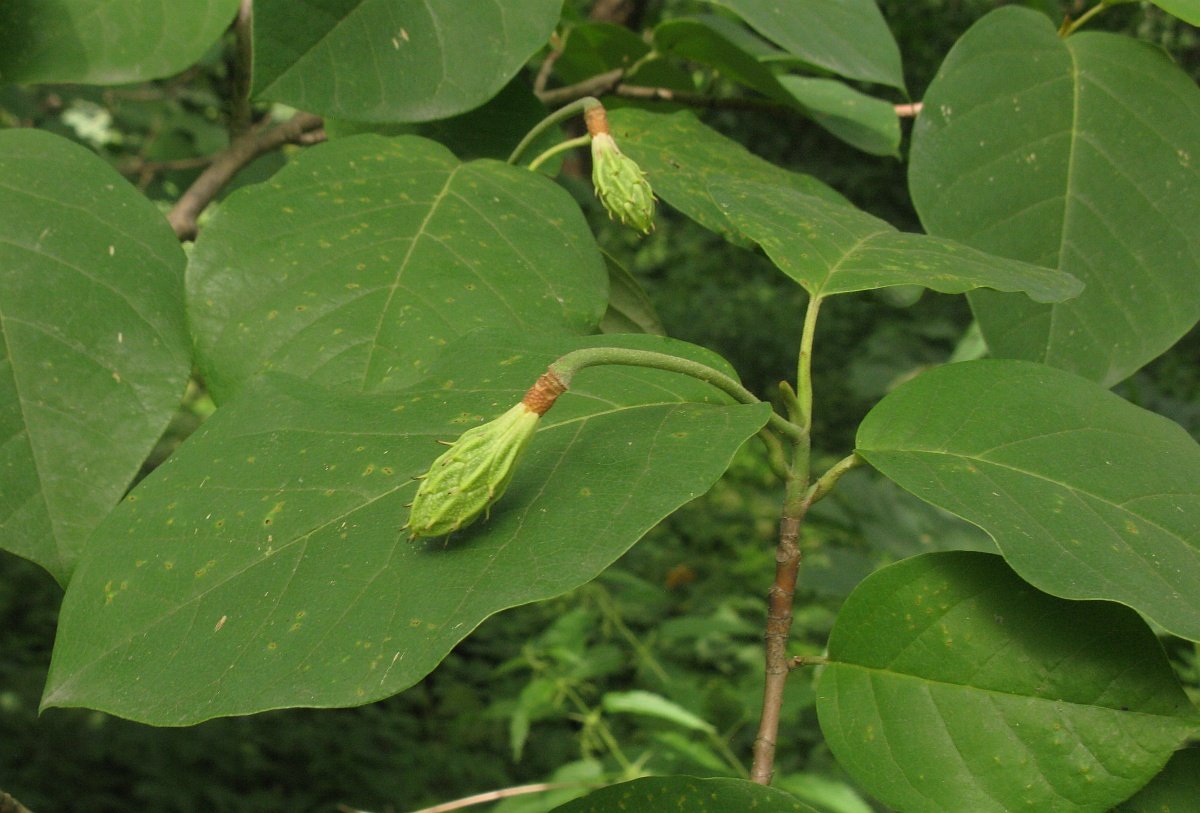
[508,96,603,165]
[804,452,865,506]
[1059,1,1110,36]
[527,134,592,173]
[549,347,805,443]
[794,295,823,435]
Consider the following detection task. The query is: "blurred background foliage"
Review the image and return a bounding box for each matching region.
[2,1,1199,811]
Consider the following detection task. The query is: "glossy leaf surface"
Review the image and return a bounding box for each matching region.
[0,0,238,84]
[710,179,1081,301]
[857,359,1200,642]
[43,333,769,724]
[188,134,607,403]
[816,551,1199,813]
[608,109,847,248]
[251,0,560,122]
[708,0,904,90]
[550,776,818,813]
[909,7,1200,386]
[0,130,190,583]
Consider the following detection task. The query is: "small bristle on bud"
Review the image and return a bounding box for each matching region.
[521,372,568,416]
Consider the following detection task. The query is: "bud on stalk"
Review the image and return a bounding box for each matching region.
[406,373,567,539]
[586,105,656,234]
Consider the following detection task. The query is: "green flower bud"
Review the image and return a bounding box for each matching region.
[406,403,540,539]
[591,132,656,234]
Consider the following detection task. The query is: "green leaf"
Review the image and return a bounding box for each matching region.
[816,551,1199,813]
[0,129,190,584]
[250,0,561,122]
[857,359,1200,642]
[549,776,819,813]
[42,332,770,724]
[776,76,900,158]
[187,134,607,403]
[0,0,238,84]
[1112,748,1200,812]
[909,7,1200,386]
[554,22,649,84]
[707,0,905,90]
[601,690,715,733]
[1150,0,1200,25]
[598,253,665,337]
[708,178,1082,301]
[607,108,847,248]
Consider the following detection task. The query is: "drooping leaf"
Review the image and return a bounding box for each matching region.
[776,76,900,158]
[0,129,190,584]
[909,7,1200,386]
[549,776,819,813]
[1150,0,1200,25]
[816,551,1199,813]
[601,690,715,733]
[650,18,900,157]
[709,179,1081,301]
[1112,748,1200,812]
[652,18,793,103]
[857,359,1200,642]
[598,253,665,336]
[250,0,561,122]
[188,134,608,403]
[42,332,769,724]
[706,0,905,90]
[607,108,847,248]
[0,0,239,84]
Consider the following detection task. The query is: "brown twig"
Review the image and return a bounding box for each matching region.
[336,782,593,813]
[534,32,563,95]
[536,78,923,118]
[168,111,324,240]
[228,0,255,138]
[750,511,806,784]
[536,68,625,107]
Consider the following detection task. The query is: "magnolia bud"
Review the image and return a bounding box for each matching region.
[406,372,566,539]
[591,132,656,234]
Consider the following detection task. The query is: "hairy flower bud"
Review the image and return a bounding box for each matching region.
[591,132,656,234]
[406,372,566,540]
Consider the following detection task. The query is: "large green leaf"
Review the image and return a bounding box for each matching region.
[1151,0,1200,25]
[816,551,1199,813]
[607,108,847,248]
[0,0,238,84]
[708,179,1081,301]
[549,776,819,813]
[42,332,770,723]
[250,0,560,122]
[0,129,190,584]
[188,134,607,403]
[707,0,904,90]
[1112,748,1200,812]
[857,359,1200,642]
[909,7,1200,386]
